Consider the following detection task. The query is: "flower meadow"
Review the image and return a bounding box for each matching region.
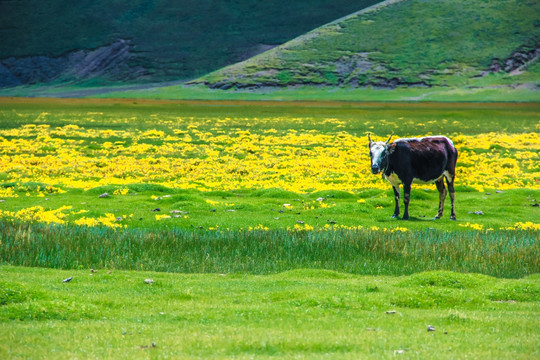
[0,100,539,231]
[1,118,539,193]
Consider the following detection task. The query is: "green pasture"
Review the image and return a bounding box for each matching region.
[1,266,539,359]
[97,83,540,102]
[0,99,539,358]
[3,82,538,102]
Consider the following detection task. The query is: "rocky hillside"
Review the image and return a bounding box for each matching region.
[192,0,540,90]
[0,0,380,88]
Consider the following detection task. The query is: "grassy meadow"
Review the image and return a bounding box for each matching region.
[1,266,539,359]
[0,98,539,358]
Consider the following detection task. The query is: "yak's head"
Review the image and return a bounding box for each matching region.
[368,133,393,174]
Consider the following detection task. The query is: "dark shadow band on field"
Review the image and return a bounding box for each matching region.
[0,220,537,279]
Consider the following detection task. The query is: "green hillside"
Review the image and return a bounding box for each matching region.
[0,0,380,88]
[192,0,540,91]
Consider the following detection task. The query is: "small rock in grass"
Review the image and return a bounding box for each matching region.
[496,190,503,193]
[471,210,484,215]
[90,268,96,273]
[427,325,436,332]
[144,279,154,284]
[385,310,396,314]
[328,220,337,224]
[0,200,5,203]
[297,220,305,224]
[98,193,109,198]
[394,350,405,355]
[170,210,188,214]
[316,197,325,202]
[115,217,123,221]
[152,208,160,212]
[62,276,73,283]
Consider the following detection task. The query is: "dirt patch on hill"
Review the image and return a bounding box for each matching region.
[0,40,149,88]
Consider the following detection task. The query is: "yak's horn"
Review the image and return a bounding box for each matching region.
[385,132,394,144]
[368,133,372,144]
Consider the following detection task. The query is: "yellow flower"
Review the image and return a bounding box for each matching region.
[155,214,171,221]
[113,188,129,195]
[504,222,540,231]
[459,222,484,231]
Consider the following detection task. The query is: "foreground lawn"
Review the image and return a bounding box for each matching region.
[0,266,538,359]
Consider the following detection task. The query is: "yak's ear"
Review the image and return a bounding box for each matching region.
[388,143,397,154]
[368,133,372,146]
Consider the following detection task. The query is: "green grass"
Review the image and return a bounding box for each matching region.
[89,83,540,102]
[1,184,539,232]
[1,220,539,278]
[0,266,539,359]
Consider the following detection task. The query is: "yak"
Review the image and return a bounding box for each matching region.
[368,134,458,220]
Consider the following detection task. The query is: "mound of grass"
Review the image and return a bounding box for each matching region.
[488,280,540,302]
[250,188,300,198]
[0,282,28,306]
[398,271,494,289]
[309,190,356,199]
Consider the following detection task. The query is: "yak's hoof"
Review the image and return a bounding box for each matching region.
[450,216,457,221]
[434,216,442,220]
[402,215,409,221]
[391,214,399,219]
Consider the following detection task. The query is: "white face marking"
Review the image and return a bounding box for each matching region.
[369,141,387,173]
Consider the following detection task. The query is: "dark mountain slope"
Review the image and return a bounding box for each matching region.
[0,0,381,87]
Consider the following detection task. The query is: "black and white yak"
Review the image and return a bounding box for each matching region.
[368,134,458,220]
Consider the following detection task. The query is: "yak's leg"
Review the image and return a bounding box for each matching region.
[446,175,456,220]
[434,178,447,219]
[402,183,411,220]
[392,185,400,218]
